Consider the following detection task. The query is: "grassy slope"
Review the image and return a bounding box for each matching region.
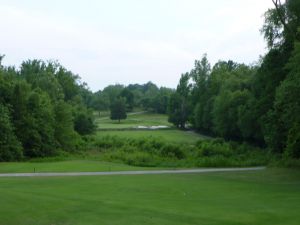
[0,168,299,225]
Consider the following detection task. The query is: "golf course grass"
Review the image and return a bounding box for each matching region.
[0,160,163,173]
[0,168,299,225]
[94,112,210,144]
[95,112,172,129]
[95,129,208,144]
[1,113,299,225]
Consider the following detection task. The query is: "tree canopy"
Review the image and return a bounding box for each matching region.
[0,58,95,160]
[110,98,127,123]
[168,0,300,158]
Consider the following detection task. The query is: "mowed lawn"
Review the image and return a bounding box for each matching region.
[94,112,210,144]
[1,169,300,225]
[0,160,162,173]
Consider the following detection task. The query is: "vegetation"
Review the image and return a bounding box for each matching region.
[110,97,127,123]
[0,1,299,167]
[0,160,160,173]
[95,130,204,144]
[91,135,269,167]
[168,0,300,160]
[0,168,300,225]
[0,59,95,161]
[0,2,300,224]
[96,112,171,129]
[91,82,174,114]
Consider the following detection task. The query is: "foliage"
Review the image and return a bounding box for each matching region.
[93,135,269,167]
[273,41,300,157]
[0,104,23,161]
[91,82,174,113]
[168,73,191,128]
[167,1,300,159]
[120,88,134,111]
[0,58,95,160]
[110,97,127,122]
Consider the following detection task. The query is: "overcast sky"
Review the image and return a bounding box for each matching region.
[0,0,274,91]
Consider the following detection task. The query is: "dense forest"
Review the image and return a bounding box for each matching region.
[168,0,300,158]
[0,0,299,162]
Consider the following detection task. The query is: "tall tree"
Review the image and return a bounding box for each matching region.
[54,101,81,150]
[110,98,127,123]
[168,73,191,128]
[270,40,300,156]
[191,55,211,130]
[120,88,134,112]
[0,104,23,161]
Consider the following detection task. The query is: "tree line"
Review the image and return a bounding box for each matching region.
[0,58,174,160]
[91,82,173,115]
[1,0,299,161]
[0,59,95,160]
[168,0,300,158]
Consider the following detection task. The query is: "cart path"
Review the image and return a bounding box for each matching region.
[0,167,266,177]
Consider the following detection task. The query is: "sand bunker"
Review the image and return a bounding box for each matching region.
[136,125,169,129]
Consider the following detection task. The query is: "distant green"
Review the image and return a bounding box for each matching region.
[95,113,172,129]
[1,168,300,225]
[95,129,208,144]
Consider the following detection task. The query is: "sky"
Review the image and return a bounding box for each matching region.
[0,0,274,92]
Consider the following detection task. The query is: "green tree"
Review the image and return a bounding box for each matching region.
[0,104,23,161]
[152,87,173,114]
[212,91,237,139]
[168,73,191,128]
[74,112,96,135]
[56,66,80,101]
[102,84,124,106]
[91,91,109,116]
[190,55,211,129]
[269,41,300,156]
[20,60,64,101]
[54,101,81,151]
[22,89,56,157]
[261,0,300,49]
[110,98,127,123]
[120,88,134,111]
[11,81,31,148]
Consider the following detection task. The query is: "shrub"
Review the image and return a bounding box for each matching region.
[197,140,233,157]
[95,135,125,149]
[160,144,185,159]
[93,135,269,168]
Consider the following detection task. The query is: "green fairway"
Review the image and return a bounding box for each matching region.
[94,111,210,144]
[95,112,172,129]
[1,168,299,225]
[95,129,208,144]
[0,160,163,173]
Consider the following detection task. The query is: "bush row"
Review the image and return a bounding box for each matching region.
[91,135,270,167]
